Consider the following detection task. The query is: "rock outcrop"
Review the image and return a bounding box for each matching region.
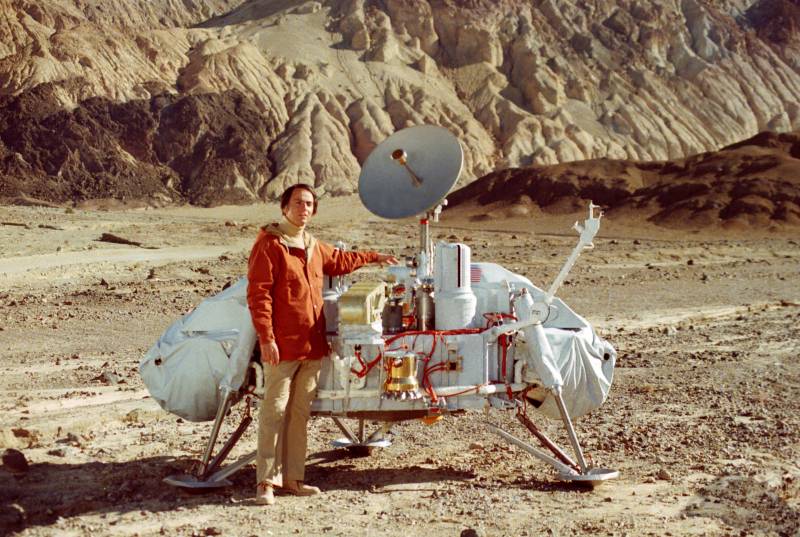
[0,0,799,206]
[0,85,275,205]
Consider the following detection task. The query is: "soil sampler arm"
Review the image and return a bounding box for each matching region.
[487,202,614,481]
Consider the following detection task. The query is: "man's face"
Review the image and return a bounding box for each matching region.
[283,188,315,227]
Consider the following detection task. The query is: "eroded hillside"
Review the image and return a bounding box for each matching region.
[1,0,799,205]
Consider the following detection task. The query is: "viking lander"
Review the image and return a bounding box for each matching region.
[140,125,619,490]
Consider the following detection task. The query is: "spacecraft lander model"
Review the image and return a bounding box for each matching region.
[140,125,619,490]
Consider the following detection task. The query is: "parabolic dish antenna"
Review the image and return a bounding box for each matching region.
[358,125,463,219]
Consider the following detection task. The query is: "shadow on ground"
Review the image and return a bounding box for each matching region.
[0,445,608,534]
[0,456,223,534]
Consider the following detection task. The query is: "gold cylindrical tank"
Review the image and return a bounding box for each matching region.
[383,352,421,400]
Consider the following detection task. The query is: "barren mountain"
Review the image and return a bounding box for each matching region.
[447,130,800,230]
[1,0,799,207]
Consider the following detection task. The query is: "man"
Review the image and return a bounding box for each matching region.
[247,183,397,505]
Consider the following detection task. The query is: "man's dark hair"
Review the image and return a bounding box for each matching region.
[280,183,318,215]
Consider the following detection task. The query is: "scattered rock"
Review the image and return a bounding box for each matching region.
[57,432,83,447]
[123,409,142,424]
[93,371,122,385]
[97,233,143,247]
[6,428,39,448]
[507,204,530,217]
[2,448,29,474]
[0,503,25,526]
[656,468,672,481]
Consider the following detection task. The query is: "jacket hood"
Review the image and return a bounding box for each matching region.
[259,223,317,262]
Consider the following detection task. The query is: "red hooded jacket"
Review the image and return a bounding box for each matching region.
[247,226,379,361]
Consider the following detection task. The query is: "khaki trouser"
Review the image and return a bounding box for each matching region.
[256,358,322,487]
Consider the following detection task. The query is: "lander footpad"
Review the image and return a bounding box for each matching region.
[557,467,620,488]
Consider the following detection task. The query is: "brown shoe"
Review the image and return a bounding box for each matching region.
[283,480,320,496]
[255,482,275,505]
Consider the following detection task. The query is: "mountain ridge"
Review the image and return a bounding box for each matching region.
[1,0,799,214]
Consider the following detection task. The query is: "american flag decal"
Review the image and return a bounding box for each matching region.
[470,265,482,283]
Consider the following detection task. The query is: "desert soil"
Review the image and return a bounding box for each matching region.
[1,198,798,537]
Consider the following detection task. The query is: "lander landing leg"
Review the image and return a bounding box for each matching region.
[330,417,392,456]
[487,389,618,488]
[164,390,257,489]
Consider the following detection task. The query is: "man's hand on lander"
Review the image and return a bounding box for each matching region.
[375,253,399,267]
[261,340,280,366]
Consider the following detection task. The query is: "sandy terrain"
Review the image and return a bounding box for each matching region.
[1,198,798,537]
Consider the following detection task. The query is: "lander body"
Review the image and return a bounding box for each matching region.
[140,125,619,490]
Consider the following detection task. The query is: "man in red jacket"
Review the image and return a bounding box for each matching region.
[247,183,397,505]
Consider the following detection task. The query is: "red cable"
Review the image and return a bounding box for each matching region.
[347,314,517,397]
[499,334,508,379]
[350,349,382,378]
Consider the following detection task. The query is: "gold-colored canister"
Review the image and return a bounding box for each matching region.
[383,352,421,400]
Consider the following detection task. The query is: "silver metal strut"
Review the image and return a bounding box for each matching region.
[330,417,392,450]
[164,390,255,490]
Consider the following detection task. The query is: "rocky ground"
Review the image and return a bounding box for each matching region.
[0,199,798,536]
